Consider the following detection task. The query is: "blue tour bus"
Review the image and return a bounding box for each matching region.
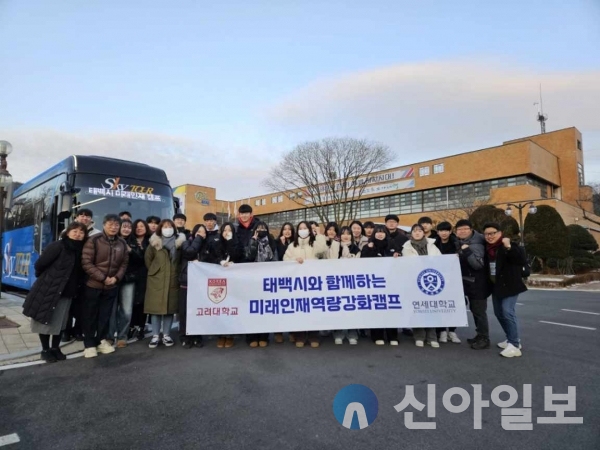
[2,155,176,290]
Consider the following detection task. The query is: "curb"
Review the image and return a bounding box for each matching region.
[0,338,78,363]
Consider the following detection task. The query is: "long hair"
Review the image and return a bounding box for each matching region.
[293,221,315,247]
[219,222,236,243]
[370,224,390,242]
[62,222,88,240]
[132,219,150,238]
[278,222,295,243]
[349,220,365,236]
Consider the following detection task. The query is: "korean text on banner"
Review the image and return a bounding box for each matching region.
[186,255,467,335]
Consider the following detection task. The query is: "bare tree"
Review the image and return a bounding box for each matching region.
[263,138,395,225]
[576,182,600,227]
[434,195,491,225]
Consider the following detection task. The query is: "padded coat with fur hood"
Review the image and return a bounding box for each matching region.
[283,234,328,261]
[144,233,186,315]
[401,238,442,257]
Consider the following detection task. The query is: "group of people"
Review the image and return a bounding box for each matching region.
[22,203,528,363]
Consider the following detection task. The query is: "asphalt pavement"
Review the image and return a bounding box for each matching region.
[0,289,598,450]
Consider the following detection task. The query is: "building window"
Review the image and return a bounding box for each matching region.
[433,163,444,174]
[297,192,303,197]
[419,166,430,177]
[578,163,585,186]
[289,193,296,199]
[271,195,284,204]
[254,199,260,206]
[261,198,266,206]
[577,139,582,150]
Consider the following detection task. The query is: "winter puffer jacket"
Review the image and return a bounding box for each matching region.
[486,242,528,300]
[81,232,129,290]
[457,231,491,299]
[401,238,442,257]
[180,235,204,286]
[283,235,328,261]
[325,240,341,260]
[23,238,85,324]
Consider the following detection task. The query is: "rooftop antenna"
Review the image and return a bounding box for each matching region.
[534,84,548,134]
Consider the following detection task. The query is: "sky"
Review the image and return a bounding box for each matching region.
[1,0,599,200]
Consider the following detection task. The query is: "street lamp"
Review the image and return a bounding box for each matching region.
[505,201,536,247]
[0,141,14,299]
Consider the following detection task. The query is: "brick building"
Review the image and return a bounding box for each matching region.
[174,127,600,243]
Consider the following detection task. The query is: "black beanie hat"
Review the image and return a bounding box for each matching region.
[385,214,399,223]
[203,213,217,221]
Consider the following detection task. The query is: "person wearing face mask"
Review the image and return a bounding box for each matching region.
[349,220,369,250]
[144,220,186,349]
[179,224,208,349]
[483,223,526,358]
[284,221,328,348]
[244,221,279,348]
[361,225,400,346]
[402,224,442,348]
[23,222,87,363]
[206,222,242,348]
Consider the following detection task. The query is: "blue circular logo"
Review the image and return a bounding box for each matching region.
[417,269,445,296]
[333,384,379,430]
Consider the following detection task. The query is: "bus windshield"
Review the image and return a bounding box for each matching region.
[73,174,174,224]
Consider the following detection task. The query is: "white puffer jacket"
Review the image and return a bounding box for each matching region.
[326,240,341,260]
[283,234,328,261]
[401,238,441,257]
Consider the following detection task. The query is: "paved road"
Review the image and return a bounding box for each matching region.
[0,290,598,450]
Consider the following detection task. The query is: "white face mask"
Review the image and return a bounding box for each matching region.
[224,232,233,240]
[298,229,310,239]
[162,228,174,238]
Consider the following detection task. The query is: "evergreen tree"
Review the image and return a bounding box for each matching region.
[567,224,600,273]
[524,205,569,270]
[469,205,519,239]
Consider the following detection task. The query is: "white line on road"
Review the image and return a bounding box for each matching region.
[0,433,20,447]
[539,321,597,331]
[516,303,524,305]
[561,309,600,316]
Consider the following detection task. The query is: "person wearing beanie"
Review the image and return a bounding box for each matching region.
[434,221,461,344]
[455,219,492,350]
[418,216,438,239]
[234,204,260,260]
[173,213,190,239]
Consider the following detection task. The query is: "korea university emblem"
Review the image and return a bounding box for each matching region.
[207,278,228,304]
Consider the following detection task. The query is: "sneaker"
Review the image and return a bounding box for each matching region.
[192,338,204,348]
[97,340,115,354]
[428,341,440,348]
[181,339,193,349]
[334,338,343,345]
[136,327,146,341]
[162,336,175,347]
[415,340,424,347]
[249,341,259,348]
[439,331,448,343]
[216,337,226,348]
[149,335,160,349]
[127,327,136,340]
[500,343,523,358]
[274,333,284,344]
[51,348,67,361]
[84,347,98,358]
[375,340,385,346]
[310,341,320,348]
[116,340,127,349]
[224,337,234,348]
[348,338,358,345]
[390,340,399,346]
[448,332,461,343]
[295,341,305,348]
[40,349,57,363]
[497,340,522,350]
[259,341,268,347]
[471,338,490,350]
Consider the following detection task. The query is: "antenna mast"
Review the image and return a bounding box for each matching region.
[534,84,548,134]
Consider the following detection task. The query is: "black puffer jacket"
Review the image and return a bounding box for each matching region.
[361,238,395,258]
[457,231,491,299]
[487,242,528,300]
[180,235,204,286]
[23,238,85,324]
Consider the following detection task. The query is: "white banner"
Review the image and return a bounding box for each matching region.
[187,255,468,335]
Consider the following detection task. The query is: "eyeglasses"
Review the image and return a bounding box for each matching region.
[484,231,499,237]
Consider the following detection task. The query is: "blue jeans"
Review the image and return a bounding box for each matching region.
[109,282,135,341]
[492,294,520,347]
[151,314,174,337]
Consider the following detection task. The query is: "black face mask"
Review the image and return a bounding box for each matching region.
[257,231,268,239]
